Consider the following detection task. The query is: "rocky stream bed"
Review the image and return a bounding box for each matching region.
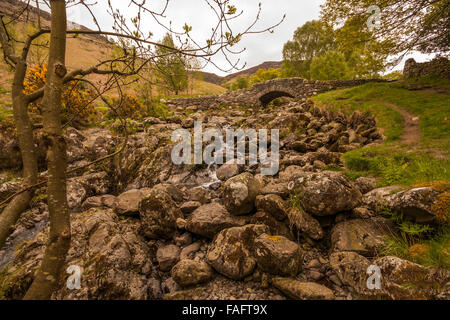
[0,98,448,300]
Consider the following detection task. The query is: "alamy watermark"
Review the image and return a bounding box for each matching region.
[171,121,280,176]
[66,265,82,290]
[366,5,381,31]
[366,265,381,290]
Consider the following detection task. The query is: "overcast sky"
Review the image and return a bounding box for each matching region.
[65,0,432,76]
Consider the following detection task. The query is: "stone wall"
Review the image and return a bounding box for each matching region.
[168,78,385,109]
[403,57,450,79]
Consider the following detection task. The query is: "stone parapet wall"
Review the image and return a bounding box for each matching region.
[403,57,450,79]
[168,78,385,109]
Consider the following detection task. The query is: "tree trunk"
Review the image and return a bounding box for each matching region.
[24,0,70,300]
[0,59,38,248]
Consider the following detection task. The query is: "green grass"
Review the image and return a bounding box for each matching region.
[312,79,450,187]
[313,81,450,148]
[380,226,450,270]
[0,106,13,121]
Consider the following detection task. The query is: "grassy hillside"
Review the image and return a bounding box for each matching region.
[313,78,450,269]
[312,78,450,187]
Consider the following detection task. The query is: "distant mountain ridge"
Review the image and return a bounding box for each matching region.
[196,61,283,85]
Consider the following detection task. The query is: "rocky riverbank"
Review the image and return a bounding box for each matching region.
[0,97,448,300]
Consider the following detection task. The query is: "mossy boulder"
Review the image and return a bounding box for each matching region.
[292,171,362,216]
[253,234,303,276]
[139,189,183,239]
[185,203,246,239]
[222,173,261,216]
[331,217,395,257]
[206,224,268,280]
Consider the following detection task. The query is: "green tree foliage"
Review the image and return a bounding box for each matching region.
[154,33,188,95]
[309,51,351,80]
[282,18,387,79]
[231,77,249,90]
[334,16,389,78]
[249,68,280,85]
[320,0,449,57]
[282,20,336,78]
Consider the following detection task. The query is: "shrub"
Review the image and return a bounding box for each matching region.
[109,93,146,119]
[23,64,95,126]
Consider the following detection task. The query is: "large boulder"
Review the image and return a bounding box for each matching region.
[222,173,261,215]
[114,188,152,216]
[372,256,448,300]
[206,224,268,280]
[255,194,288,221]
[363,186,444,224]
[171,260,214,287]
[216,162,241,181]
[389,187,440,224]
[331,217,395,256]
[362,186,402,211]
[287,207,324,240]
[67,172,111,209]
[272,277,335,300]
[139,189,183,239]
[253,234,303,276]
[329,251,371,295]
[292,171,362,216]
[185,203,246,239]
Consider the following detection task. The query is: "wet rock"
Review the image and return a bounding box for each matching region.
[272,278,335,300]
[287,208,324,240]
[253,234,303,276]
[292,171,362,216]
[171,260,214,287]
[139,189,183,239]
[331,217,395,256]
[255,194,288,221]
[185,203,246,239]
[157,244,181,272]
[354,177,377,194]
[222,173,261,215]
[206,224,268,280]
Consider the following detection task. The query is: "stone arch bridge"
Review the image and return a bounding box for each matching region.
[168,78,385,109]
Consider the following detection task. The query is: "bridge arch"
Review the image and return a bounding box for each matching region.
[259,90,295,106]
